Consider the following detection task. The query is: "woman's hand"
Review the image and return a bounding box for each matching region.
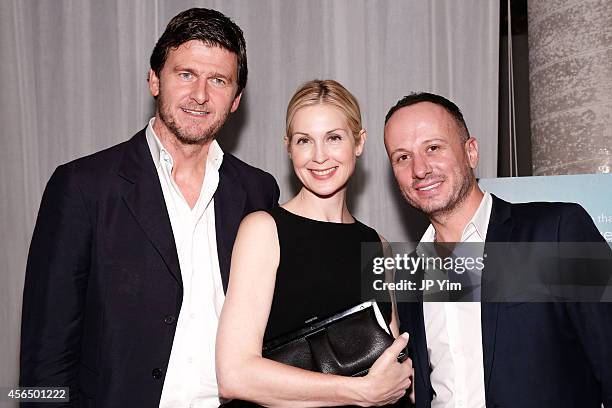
[357,333,413,406]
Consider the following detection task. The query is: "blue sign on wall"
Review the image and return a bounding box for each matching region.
[479,174,612,243]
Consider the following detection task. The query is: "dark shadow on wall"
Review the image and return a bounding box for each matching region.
[346,161,368,216]
[286,164,301,198]
[386,168,429,242]
[217,93,249,155]
[498,0,532,176]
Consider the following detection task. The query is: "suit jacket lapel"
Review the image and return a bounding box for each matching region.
[117,130,182,287]
[399,260,430,401]
[411,301,431,397]
[216,158,246,292]
[482,195,514,394]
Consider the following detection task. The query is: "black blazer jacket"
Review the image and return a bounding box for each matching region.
[20,129,280,407]
[399,195,612,408]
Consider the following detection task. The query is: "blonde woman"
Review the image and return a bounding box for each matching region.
[217,80,412,407]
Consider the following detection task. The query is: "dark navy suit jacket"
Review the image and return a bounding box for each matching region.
[20,129,279,407]
[398,195,612,408]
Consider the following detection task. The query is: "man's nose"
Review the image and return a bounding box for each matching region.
[191,79,209,104]
[412,154,432,179]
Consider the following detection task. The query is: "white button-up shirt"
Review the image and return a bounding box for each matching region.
[145,118,226,408]
[421,192,492,408]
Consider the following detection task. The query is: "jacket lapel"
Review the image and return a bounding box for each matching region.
[215,158,246,292]
[117,130,182,287]
[482,195,514,394]
[399,261,430,403]
[411,301,431,399]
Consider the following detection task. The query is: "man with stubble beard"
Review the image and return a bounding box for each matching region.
[20,8,279,407]
[383,92,612,408]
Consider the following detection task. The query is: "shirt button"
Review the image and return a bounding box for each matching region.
[152,368,163,379]
[164,315,176,325]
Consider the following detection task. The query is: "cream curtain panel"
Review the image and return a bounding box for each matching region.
[0,0,498,391]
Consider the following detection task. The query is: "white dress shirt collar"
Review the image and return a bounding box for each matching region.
[421,191,492,243]
[145,117,224,174]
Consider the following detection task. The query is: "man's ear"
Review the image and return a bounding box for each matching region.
[465,136,479,169]
[148,69,160,97]
[355,129,367,157]
[230,91,243,113]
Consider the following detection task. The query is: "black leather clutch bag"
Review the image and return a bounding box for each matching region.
[262,300,404,377]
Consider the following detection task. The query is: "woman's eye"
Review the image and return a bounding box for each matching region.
[296,138,309,144]
[328,134,342,142]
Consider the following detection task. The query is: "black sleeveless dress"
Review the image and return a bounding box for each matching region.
[219,207,403,407]
[263,206,391,342]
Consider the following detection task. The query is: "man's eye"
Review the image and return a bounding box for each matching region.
[428,145,439,152]
[179,72,193,80]
[397,154,409,162]
[211,77,226,86]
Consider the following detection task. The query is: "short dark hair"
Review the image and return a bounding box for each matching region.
[150,8,248,95]
[385,92,469,139]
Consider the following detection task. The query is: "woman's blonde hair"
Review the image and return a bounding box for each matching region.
[285,79,363,142]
